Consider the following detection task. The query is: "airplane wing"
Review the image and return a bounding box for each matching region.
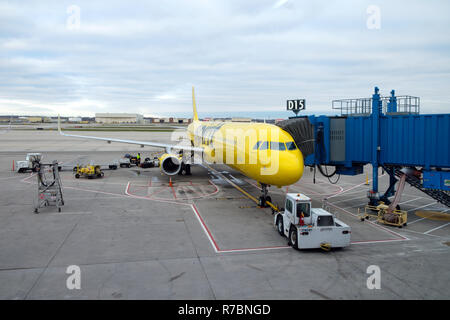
[57,116,203,153]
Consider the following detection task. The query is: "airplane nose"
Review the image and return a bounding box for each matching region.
[282,151,304,185]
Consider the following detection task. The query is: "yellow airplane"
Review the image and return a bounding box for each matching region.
[58,87,304,205]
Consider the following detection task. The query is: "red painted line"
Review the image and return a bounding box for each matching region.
[148,187,167,198]
[191,204,220,252]
[351,238,406,244]
[125,182,191,206]
[218,245,290,253]
[185,184,204,198]
[170,184,177,199]
[22,173,405,252]
[132,185,149,189]
[126,180,220,201]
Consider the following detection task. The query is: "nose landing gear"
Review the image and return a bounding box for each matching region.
[258,183,272,208]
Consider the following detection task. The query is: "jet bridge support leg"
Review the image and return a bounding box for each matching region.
[379,166,398,205]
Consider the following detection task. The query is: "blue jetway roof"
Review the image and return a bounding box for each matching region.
[345,113,450,169]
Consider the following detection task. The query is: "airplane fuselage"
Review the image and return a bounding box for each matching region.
[187,121,304,187]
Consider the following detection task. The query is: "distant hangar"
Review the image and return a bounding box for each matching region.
[95,113,144,124]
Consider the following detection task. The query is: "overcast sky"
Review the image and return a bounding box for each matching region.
[1,0,450,117]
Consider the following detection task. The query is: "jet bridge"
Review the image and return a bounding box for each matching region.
[295,87,450,207]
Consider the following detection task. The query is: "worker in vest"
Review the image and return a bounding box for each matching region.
[299,211,305,226]
[137,153,141,165]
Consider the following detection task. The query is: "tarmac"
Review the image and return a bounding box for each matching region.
[0,130,449,299]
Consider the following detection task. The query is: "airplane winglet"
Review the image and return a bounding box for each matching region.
[192,86,199,122]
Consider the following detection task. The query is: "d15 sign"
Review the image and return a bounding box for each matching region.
[287,99,305,111]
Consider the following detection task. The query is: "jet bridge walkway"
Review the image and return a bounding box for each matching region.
[299,87,450,206]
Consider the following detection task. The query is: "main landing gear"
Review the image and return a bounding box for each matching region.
[176,150,192,176]
[258,183,272,208]
[178,162,192,175]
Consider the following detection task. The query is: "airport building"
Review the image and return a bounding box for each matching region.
[146,117,192,124]
[95,113,144,124]
[231,117,252,122]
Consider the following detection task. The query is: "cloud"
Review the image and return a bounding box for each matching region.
[0,0,449,116]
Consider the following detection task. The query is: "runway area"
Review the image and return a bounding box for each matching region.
[0,130,449,299]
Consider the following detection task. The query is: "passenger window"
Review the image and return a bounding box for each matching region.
[286,142,297,150]
[253,141,262,150]
[259,141,269,150]
[270,142,286,151]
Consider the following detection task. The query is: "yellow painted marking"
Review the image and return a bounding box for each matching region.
[415,210,450,222]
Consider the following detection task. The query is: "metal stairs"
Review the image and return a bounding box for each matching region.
[386,166,450,207]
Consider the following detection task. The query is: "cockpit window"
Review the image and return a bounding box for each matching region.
[259,141,269,150]
[270,142,286,151]
[286,142,297,150]
[253,141,262,150]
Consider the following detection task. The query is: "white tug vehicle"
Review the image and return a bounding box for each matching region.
[274,193,351,250]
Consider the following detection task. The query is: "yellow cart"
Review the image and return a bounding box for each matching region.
[359,203,407,228]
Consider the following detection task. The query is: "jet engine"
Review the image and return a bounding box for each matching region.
[159,153,183,175]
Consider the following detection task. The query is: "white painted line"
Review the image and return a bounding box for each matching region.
[327,189,368,197]
[407,202,437,212]
[408,217,427,225]
[330,195,369,204]
[65,196,123,201]
[0,175,25,181]
[54,211,92,215]
[398,197,422,205]
[424,222,450,235]
[227,174,244,185]
[399,228,442,238]
[326,172,386,199]
[351,239,406,245]
[190,204,219,253]
[343,202,368,210]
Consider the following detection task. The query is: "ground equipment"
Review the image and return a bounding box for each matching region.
[122,153,140,166]
[34,160,64,213]
[359,171,408,227]
[139,157,159,168]
[16,153,44,173]
[130,156,139,166]
[74,165,104,179]
[119,157,131,168]
[359,203,407,228]
[274,193,351,250]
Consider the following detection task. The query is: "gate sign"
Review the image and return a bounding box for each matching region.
[287,99,305,114]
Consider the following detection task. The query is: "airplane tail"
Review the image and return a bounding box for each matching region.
[192,86,199,122]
